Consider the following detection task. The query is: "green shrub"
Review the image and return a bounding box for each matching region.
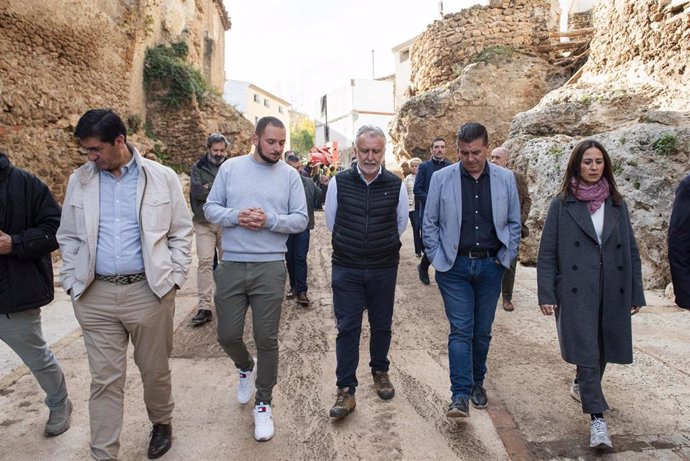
[126,114,142,135]
[653,134,679,156]
[144,41,207,107]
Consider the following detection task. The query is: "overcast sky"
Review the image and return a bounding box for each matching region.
[222,0,585,116]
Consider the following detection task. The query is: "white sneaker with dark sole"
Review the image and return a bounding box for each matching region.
[590,418,613,449]
[254,402,274,441]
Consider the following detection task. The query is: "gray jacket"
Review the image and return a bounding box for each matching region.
[537,196,645,366]
[422,162,521,270]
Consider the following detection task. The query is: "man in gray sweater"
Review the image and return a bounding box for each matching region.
[204,116,308,442]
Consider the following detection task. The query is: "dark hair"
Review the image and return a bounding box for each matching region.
[558,139,622,205]
[285,152,300,164]
[456,122,488,146]
[431,137,446,147]
[207,133,228,149]
[255,116,285,137]
[74,109,127,144]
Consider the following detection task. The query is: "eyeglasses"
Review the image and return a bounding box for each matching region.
[77,146,105,156]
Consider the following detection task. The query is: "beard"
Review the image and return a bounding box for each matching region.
[208,154,226,166]
[257,144,280,164]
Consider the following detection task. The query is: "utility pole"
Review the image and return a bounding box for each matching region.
[371,49,375,79]
[438,0,443,18]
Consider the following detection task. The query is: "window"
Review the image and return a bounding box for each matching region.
[278,106,284,114]
[253,94,260,103]
[400,50,410,63]
[264,99,269,108]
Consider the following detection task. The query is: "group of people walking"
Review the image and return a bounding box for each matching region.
[1,108,688,460]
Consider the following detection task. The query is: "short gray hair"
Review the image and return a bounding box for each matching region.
[409,157,422,166]
[207,133,229,149]
[355,125,386,142]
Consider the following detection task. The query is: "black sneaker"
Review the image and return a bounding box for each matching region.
[470,385,488,409]
[446,397,470,418]
[417,263,430,285]
[191,309,213,326]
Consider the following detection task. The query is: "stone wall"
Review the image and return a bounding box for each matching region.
[582,0,690,110]
[0,0,245,201]
[503,0,690,288]
[409,0,555,95]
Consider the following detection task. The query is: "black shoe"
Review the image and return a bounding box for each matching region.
[191,309,213,326]
[446,397,470,418]
[147,423,172,459]
[470,385,488,409]
[417,263,430,285]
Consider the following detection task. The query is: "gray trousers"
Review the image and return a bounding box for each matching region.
[0,308,68,409]
[214,260,286,404]
[576,309,609,415]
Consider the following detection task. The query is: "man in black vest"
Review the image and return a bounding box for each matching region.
[324,126,408,420]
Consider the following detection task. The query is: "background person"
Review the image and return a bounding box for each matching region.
[489,147,532,311]
[537,139,645,450]
[404,157,423,257]
[189,133,230,326]
[285,151,321,306]
[414,137,450,284]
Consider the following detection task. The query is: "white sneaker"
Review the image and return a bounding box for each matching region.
[570,379,581,402]
[253,402,274,441]
[237,359,256,405]
[590,418,613,448]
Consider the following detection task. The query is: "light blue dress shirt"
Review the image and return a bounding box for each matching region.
[95,156,145,275]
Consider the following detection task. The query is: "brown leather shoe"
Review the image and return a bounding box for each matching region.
[373,371,395,400]
[296,292,310,306]
[329,387,356,419]
[147,423,172,459]
[503,300,514,312]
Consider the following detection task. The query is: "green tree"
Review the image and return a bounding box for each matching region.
[290,115,315,155]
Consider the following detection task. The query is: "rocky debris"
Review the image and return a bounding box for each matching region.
[390,51,566,162]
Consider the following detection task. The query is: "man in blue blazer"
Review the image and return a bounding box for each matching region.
[423,123,521,418]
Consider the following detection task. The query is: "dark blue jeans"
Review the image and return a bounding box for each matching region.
[409,210,423,255]
[436,256,504,400]
[286,229,310,293]
[331,264,398,393]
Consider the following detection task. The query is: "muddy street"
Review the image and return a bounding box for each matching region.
[1,213,689,460]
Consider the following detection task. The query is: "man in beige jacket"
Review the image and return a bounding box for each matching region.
[57,109,192,460]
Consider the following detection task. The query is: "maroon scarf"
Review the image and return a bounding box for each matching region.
[569,177,610,214]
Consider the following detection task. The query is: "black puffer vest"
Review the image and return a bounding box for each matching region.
[332,167,402,268]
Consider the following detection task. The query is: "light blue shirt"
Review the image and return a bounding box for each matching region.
[324,165,408,235]
[95,156,145,275]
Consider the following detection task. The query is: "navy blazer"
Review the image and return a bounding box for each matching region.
[422,162,521,271]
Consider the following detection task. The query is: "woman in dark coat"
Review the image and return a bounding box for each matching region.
[537,140,645,450]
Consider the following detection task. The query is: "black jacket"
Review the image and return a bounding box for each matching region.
[331,167,402,268]
[0,153,61,314]
[669,174,690,309]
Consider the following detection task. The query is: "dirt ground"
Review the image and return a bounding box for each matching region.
[1,212,689,460]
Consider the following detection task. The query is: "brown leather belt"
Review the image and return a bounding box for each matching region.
[95,273,146,285]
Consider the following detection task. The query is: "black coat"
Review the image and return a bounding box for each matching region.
[0,154,61,314]
[668,174,690,309]
[537,196,645,366]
